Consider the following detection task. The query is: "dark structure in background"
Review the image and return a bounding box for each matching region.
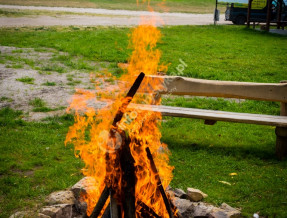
[247,0,287,31]
[216,0,287,31]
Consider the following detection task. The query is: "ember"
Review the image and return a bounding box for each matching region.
[65,3,176,217]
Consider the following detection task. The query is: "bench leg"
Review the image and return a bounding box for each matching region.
[276,127,287,160]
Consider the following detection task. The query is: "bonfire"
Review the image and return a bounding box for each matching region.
[65,2,176,217]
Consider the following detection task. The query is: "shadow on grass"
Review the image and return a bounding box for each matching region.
[166,139,277,161]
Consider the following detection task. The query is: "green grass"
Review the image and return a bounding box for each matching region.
[0,108,83,217]
[0,26,286,83]
[164,121,287,216]
[32,107,54,112]
[28,98,63,112]
[67,80,82,86]
[0,9,30,17]
[52,55,95,71]
[29,98,46,108]
[0,96,13,102]
[42,81,56,86]
[6,63,24,69]
[41,64,66,73]
[16,76,35,84]
[0,26,287,217]
[160,97,287,217]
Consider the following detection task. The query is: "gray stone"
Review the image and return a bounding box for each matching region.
[71,177,97,199]
[37,213,51,218]
[172,197,194,218]
[74,199,87,215]
[174,188,189,199]
[187,188,208,202]
[209,209,229,218]
[40,204,72,218]
[219,203,241,218]
[166,189,175,198]
[9,211,26,218]
[192,202,214,217]
[166,185,172,191]
[208,204,241,218]
[45,190,75,205]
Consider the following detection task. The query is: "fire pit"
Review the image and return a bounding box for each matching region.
[86,72,176,218]
[65,20,177,218]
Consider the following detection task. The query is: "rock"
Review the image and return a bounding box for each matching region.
[208,204,241,218]
[166,189,175,198]
[166,185,172,191]
[187,187,208,202]
[37,213,51,218]
[219,203,241,218]
[209,209,229,218]
[172,197,194,218]
[174,188,189,199]
[9,211,26,218]
[45,190,75,205]
[71,177,97,199]
[74,199,87,215]
[192,202,214,217]
[220,203,234,211]
[40,204,72,218]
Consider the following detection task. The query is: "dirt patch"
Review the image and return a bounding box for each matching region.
[0,45,114,121]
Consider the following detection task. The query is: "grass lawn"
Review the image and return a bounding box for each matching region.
[0,0,220,13]
[0,26,287,217]
[0,110,84,218]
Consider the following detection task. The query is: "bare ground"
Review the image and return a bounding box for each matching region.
[0,46,112,121]
[0,5,231,26]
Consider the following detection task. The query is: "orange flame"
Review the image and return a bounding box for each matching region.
[65,1,174,217]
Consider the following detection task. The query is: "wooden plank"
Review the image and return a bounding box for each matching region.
[140,76,287,103]
[276,81,287,159]
[277,0,283,29]
[247,0,253,28]
[266,0,272,32]
[128,104,287,127]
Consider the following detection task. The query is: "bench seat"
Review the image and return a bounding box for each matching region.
[129,104,287,127]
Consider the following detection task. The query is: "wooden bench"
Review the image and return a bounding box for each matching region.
[130,76,287,159]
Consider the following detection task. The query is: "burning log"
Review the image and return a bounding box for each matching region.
[89,186,110,218]
[66,14,177,218]
[146,147,174,218]
[90,73,144,218]
[88,72,177,218]
[138,201,161,218]
[112,72,146,126]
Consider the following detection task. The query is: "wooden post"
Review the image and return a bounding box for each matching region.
[120,136,136,218]
[91,73,145,218]
[247,0,253,28]
[276,81,287,160]
[266,0,272,32]
[277,0,283,29]
[214,0,218,25]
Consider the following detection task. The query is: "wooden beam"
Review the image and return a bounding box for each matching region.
[266,0,272,32]
[140,76,287,103]
[128,104,287,127]
[247,0,253,27]
[277,0,283,29]
[276,81,287,160]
